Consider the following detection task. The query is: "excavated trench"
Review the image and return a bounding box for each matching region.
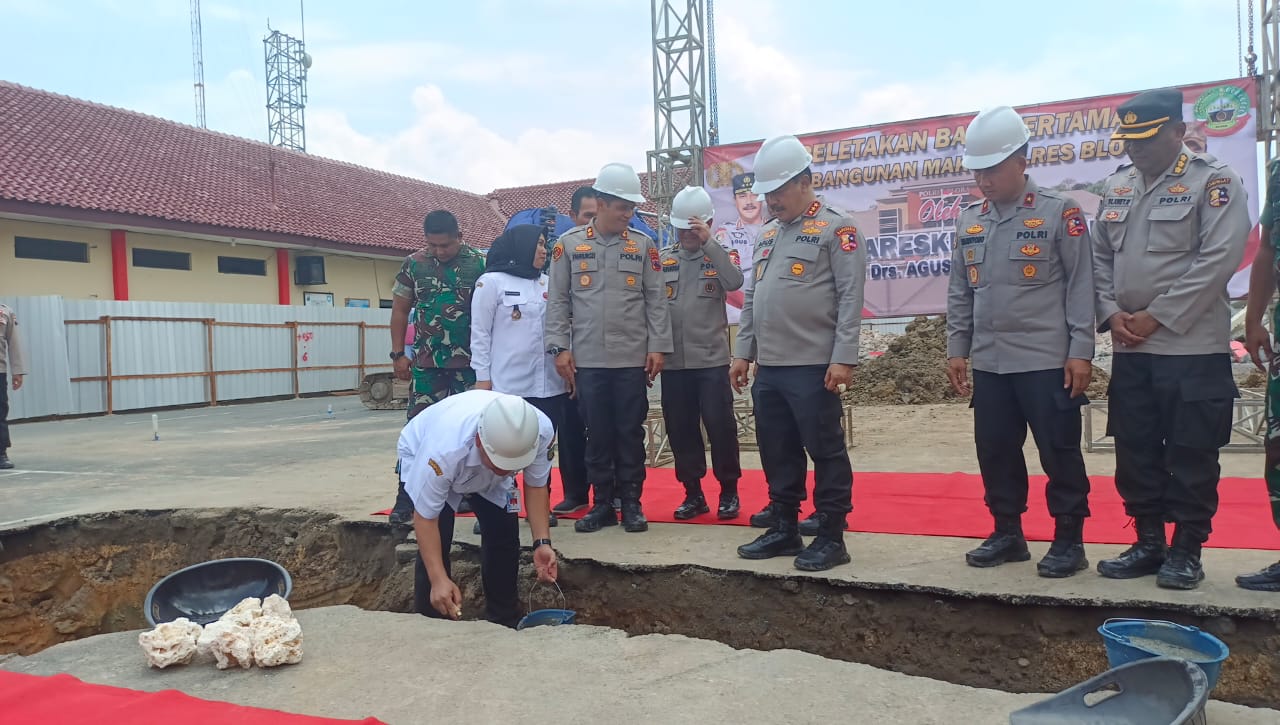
[2,508,1278,709]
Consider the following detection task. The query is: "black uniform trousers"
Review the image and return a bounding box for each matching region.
[525,392,567,501]
[971,368,1091,518]
[555,396,591,503]
[575,367,648,500]
[1106,353,1236,528]
[414,495,521,628]
[660,366,741,492]
[752,365,852,515]
[0,373,9,452]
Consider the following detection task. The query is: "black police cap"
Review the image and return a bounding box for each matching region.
[1112,88,1184,140]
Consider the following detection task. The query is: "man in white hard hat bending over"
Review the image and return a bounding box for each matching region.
[945,106,1096,578]
[661,186,745,521]
[545,162,673,534]
[399,389,558,627]
[730,135,867,572]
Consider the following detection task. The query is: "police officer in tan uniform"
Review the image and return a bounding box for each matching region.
[729,135,867,572]
[946,106,1096,578]
[1093,88,1250,590]
[545,162,673,534]
[661,186,745,521]
[0,302,26,470]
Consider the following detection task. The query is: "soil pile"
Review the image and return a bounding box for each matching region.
[849,317,959,405]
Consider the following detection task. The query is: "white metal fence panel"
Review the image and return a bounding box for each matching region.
[0,296,74,419]
[2,296,392,420]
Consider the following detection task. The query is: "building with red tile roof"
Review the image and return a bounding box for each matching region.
[0,81,662,306]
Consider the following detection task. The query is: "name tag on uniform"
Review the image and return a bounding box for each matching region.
[505,484,521,513]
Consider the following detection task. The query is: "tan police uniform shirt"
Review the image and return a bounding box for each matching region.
[946,178,1096,374]
[735,199,867,366]
[0,304,27,376]
[544,224,673,368]
[1093,146,1251,355]
[661,238,745,370]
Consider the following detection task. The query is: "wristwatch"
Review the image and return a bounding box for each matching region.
[532,538,553,550]
[390,351,406,361]
[548,347,568,356]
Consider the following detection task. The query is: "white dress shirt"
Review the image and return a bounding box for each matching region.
[469,272,567,399]
[398,390,555,519]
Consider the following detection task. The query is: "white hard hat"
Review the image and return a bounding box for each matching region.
[592,162,646,204]
[750,135,813,194]
[477,394,541,471]
[962,106,1031,170]
[669,186,714,229]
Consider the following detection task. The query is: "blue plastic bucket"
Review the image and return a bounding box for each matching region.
[517,608,576,630]
[517,581,575,631]
[1098,618,1229,689]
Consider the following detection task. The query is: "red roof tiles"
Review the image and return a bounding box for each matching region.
[0,80,508,253]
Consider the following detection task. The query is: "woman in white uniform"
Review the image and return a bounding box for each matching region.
[471,224,571,527]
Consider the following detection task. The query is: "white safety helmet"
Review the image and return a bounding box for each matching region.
[477,394,541,471]
[669,186,714,229]
[750,135,813,194]
[962,106,1031,170]
[592,162,646,204]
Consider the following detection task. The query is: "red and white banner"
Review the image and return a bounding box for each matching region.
[703,78,1260,320]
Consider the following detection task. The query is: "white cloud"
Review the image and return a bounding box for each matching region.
[307,84,650,192]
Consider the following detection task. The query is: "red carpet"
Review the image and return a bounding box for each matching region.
[0,671,386,724]
[376,469,1279,551]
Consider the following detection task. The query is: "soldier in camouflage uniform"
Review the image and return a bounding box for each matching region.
[388,210,487,525]
[1240,157,1280,592]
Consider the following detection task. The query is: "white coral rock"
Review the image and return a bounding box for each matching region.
[138,617,203,669]
[197,620,254,670]
[260,593,293,620]
[251,614,304,667]
[219,597,263,627]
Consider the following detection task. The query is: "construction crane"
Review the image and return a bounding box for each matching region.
[707,0,718,145]
[190,0,206,128]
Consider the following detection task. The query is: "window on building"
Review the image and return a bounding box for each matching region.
[878,208,900,236]
[132,248,191,271]
[379,299,394,309]
[217,255,267,276]
[14,236,90,263]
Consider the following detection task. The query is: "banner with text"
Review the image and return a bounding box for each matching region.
[703,78,1259,321]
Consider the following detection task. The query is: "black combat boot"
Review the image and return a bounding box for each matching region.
[749,502,780,528]
[1037,515,1088,578]
[799,510,848,536]
[620,482,648,533]
[1157,524,1208,590]
[388,481,414,526]
[1236,561,1280,591]
[738,504,803,559]
[794,512,852,572]
[717,489,741,520]
[674,482,709,520]
[1097,516,1166,579]
[966,515,1031,568]
[575,484,618,533]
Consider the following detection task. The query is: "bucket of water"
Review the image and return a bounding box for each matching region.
[517,581,575,631]
[1097,618,1229,689]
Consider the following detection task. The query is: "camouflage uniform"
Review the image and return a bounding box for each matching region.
[392,246,486,414]
[1262,159,1280,530]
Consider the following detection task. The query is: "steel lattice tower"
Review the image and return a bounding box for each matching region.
[264,29,309,152]
[1261,0,1278,162]
[649,0,709,237]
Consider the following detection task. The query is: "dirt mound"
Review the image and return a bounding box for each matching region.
[850,316,1112,405]
[1086,364,1109,400]
[849,317,959,405]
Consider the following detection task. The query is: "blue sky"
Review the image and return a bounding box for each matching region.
[0,0,1253,192]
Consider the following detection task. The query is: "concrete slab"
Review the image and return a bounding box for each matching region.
[3,606,1275,725]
